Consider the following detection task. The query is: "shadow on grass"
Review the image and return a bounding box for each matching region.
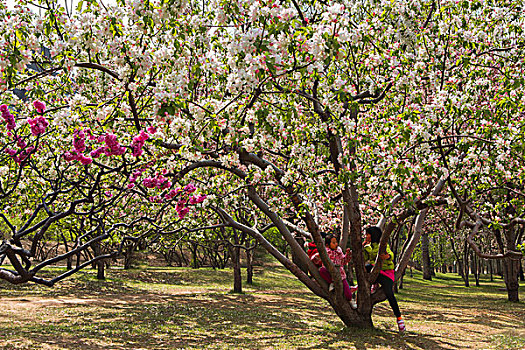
[1,266,524,350]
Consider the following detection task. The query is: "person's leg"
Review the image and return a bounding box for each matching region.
[377,274,401,318]
[319,266,332,283]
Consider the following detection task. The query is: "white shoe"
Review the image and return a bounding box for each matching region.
[350,299,357,309]
[329,283,335,292]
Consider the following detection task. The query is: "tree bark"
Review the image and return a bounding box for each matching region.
[246,248,254,285]
[421,230,432,280]
[503,257,520,302]
[471,250,480,287]
[463,242,470,287]
[232,245,242,293]
[91,241,105,280]
[292,235,308,273]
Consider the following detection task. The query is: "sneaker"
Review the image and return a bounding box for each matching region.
[370,283,379,294]
[349,299,357,309]
[329,283,335,292]
[397,318,406,333]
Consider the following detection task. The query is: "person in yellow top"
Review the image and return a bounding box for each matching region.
[363,226,405,333]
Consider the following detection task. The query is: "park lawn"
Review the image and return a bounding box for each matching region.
[0,265,524,350]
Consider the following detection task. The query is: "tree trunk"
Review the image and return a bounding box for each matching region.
[191,242,199,269]
[231,230,242,293]
[123,243,134,270]
[91,241,105,280]
[232,245,242,293]
[502,228,520,302]
[489,258,493,282]
[496,259,503,277]
[463,243,470,287]
[421,230,432,280]
[503,257,520,302]
[332,303,374,329]
[519,261,524,282]
[439,242,446,273]
[471,251,480,287]
[246,248,253,285]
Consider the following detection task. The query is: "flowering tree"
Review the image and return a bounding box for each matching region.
[1,0,524,327]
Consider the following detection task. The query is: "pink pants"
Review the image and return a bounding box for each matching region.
[319,266,354,300]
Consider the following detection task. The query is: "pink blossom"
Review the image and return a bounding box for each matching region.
[33,100,46,113]
[184,183,197,193]
[5,148,17,156]
[73,129,86,152]
[63,151,78,162]
[146,126,157,134]
[127,183,135,189]
[156,175,171,190]
[165,188,179,200]
[27,116,49,136]
[90,147,105,158]
[189,194,207,204]
[178,207,190,219]
[16,136,27,149]
[143,177,158,188]
[78,154,93,165]
[149,195,162,203]
[13,146,35,164]
[104,133,126,156]
[1,105,16,130]
[175,198,187,212]
[131,130,149,157]
[138,130,149,142]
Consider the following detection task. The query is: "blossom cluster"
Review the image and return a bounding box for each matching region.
[1,104,16,130]
[2,101,48,165]
[63,128,153,165]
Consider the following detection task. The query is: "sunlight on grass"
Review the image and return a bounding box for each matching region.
[1,264,524,349]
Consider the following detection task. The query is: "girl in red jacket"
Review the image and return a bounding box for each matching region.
[311,234,357,308]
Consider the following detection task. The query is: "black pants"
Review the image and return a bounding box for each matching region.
[366,264,401,318]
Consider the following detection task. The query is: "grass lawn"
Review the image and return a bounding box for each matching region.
[0,264,524,349]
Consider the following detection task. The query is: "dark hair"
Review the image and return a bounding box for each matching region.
[324,233,338,246]
[366,226,382,243]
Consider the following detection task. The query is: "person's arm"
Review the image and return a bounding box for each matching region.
[342,248,352,265]
[379,245,394,261]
